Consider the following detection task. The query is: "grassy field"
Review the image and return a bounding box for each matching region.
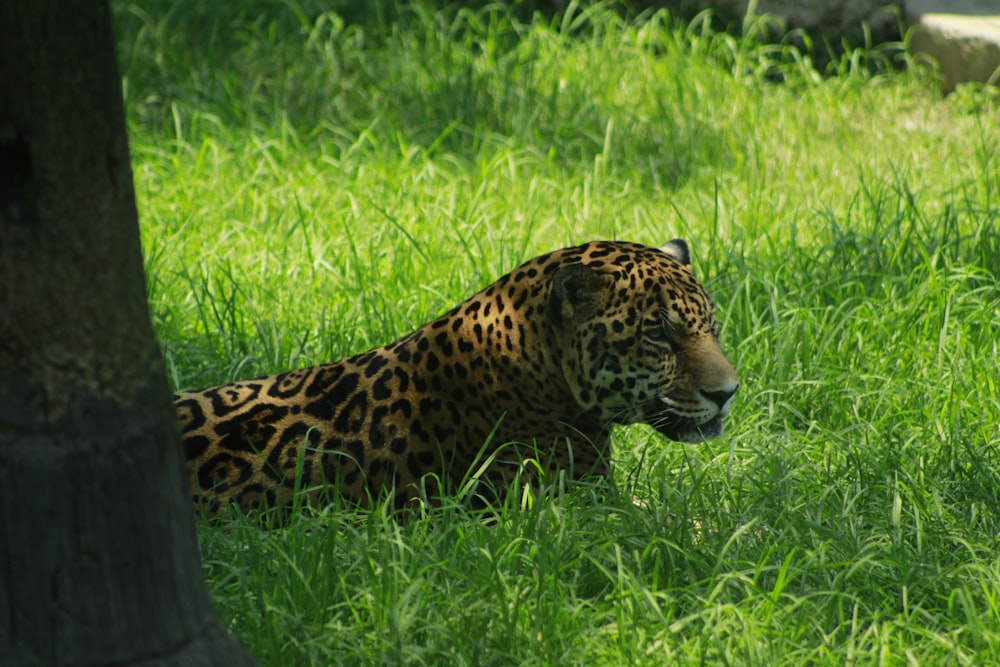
[115,0,1000,664]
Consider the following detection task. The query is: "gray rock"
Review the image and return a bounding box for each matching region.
[750,0,903,33]
[665,0,904,37]
[909,17,1000,92]
[906,1,1000,92]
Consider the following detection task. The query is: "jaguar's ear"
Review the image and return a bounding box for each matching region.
[549,264,607,327]
[660,239,690,266]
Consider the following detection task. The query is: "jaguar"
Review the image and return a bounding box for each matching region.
[175,239,739,515]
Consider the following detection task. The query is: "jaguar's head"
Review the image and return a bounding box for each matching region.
[549,239,739,443]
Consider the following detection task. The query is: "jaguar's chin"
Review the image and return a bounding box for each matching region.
[648,413,725,443]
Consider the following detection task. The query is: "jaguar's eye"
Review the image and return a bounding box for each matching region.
[644,323,675,351]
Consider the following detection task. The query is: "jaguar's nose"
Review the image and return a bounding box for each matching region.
[701,384,739,411]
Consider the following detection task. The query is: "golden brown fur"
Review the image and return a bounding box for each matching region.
[175,240,738,514]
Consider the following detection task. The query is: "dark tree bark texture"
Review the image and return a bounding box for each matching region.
[0,1,257,665]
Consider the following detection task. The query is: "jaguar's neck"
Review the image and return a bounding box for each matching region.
[396,287,551,378]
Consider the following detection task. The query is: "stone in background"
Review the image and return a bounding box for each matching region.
[906,0,1000,92]
[652,0,906,73]
[685,0,904,37]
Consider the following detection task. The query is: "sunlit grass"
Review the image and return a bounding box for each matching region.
[117,0,1000,663]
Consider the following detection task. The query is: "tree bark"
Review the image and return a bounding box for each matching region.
[0,1,257,665]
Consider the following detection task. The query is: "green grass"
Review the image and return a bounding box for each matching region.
[117,0,1000,663]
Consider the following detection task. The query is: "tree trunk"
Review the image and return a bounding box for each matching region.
[0,1,258,665]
